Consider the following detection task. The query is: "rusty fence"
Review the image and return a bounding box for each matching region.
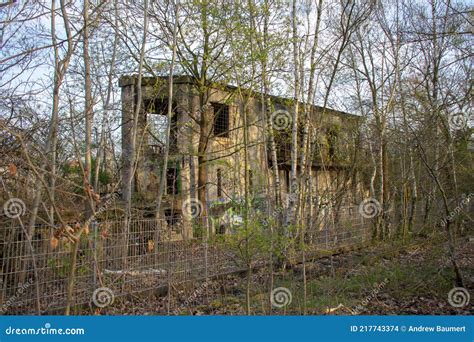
[0,204,431,315]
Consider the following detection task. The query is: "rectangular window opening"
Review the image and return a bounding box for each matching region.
[164,209,181,231]
[285,169,290,193]
[327,129,338,161]
[145,99,178,154]
[212,102,229,137]
[166,167,179,195]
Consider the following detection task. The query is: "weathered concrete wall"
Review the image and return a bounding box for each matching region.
[120,76,364,237]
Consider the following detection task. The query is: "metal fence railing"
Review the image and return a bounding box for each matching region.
[0,204,433,315]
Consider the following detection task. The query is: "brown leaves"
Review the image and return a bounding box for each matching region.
[72,222,90,236]
[93,192,100,204]
[101,228,109,239]
[147,240,155,253]
[50,236,59,250]
[50,221,92,250]
[100,222,110,239]
[85,184,100,205]
[53,224,76,245]
[8,163,17,177]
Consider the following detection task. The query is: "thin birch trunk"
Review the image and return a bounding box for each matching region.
[156,1,179,217]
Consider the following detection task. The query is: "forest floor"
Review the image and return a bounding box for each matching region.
[102,231,473,315]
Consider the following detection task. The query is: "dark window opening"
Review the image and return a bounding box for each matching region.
[327,129,338,161]
[144,98,168,115]
[164,209,180,230]
[212,102,229,137]
[166,167,179,195]
[217,224,226,235]
[298,123,305,149]
[274,130,291,163]
[284,169,290,192]
[217,168,223,197]
[312,137,325,163]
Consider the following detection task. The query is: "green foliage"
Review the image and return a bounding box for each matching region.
[62,158,112,193]
[213,213,271,265]
[192,221,205,239]
[48,248,91,278]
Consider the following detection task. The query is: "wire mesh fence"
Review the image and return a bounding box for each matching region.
[0,204,432,315]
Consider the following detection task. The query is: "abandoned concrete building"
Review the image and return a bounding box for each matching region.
[120,76,364,236]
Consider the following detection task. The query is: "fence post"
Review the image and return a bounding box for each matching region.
[92,220,98,290]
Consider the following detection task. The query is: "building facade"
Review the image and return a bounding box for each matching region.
[120,76,364,237]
